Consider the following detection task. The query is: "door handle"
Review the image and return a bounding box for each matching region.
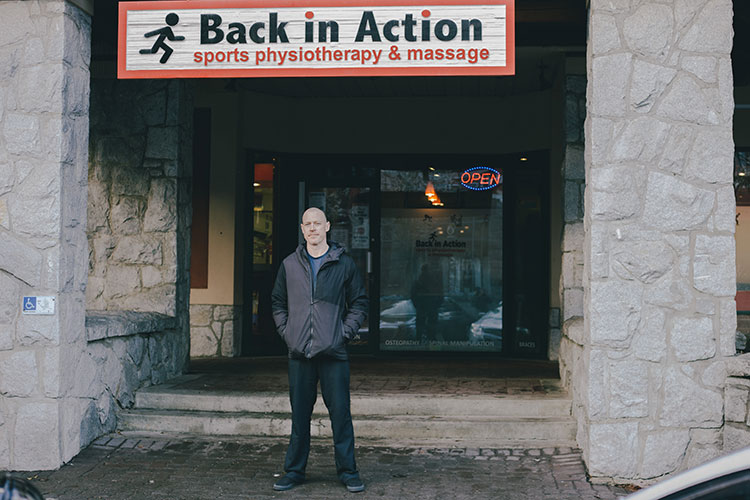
[367,251,372,274]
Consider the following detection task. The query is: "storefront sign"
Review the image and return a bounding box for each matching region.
[460,166,502,190]
[118,0,514,78]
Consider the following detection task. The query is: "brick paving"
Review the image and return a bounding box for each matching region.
[19,434,630,500]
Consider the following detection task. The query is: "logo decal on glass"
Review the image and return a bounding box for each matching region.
[460,167,502,191]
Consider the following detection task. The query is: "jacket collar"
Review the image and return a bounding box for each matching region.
[295,241,345,264]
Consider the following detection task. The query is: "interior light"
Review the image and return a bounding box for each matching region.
[464,225,469,229]
[520,157,528,162]
[253,182,260,187]
[433,173,440,177]
[429,167,435,171]
[425,180,444,206]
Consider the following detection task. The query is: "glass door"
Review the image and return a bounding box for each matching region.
[243,153,287,356]
[305,185,374,352]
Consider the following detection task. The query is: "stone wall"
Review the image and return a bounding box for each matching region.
[0,0,91,470]
[87,80,192,318]
[725,353,750,451]
[582,0,736,482]
[81,311,181,439]
[559,74,586,386]
[190,304,242,357]
[84,77,193,453]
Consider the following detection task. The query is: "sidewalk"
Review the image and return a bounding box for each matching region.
[22,433,630,500]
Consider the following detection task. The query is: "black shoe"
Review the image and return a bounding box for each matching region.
[273,475,302,491]
[344,477,365,493]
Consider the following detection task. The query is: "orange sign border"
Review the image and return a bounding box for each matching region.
[118,0,515,78]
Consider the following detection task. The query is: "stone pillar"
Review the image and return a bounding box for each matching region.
[0,1,91,470]
[559,71,586,388]
[582,0,735,481]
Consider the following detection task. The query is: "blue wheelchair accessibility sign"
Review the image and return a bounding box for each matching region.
[21,296,54,315]
[23,296,37,313]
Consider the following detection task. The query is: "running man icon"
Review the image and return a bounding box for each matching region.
[139,12,185,64]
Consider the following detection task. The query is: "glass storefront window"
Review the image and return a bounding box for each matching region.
[379,168,503,352]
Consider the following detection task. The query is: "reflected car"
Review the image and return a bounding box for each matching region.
[379,299,417,341]
[379,297,476,341]
[624,446,750,500]
[379,299,416,324]
[469,302,503,343]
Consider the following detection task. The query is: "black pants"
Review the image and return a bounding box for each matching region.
[284,357,359,482]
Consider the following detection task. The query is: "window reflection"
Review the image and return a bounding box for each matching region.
[380,169,503,352]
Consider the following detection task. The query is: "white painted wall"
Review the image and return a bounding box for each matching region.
[738,206,750,284]
[191,88,241,306]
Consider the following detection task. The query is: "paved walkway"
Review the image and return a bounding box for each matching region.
[22,433,630,500]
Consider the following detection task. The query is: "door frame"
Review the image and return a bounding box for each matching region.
[241,149,288,356]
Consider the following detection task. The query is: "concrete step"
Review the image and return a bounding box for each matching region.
[117,408,577,447]
[135,390,572,418]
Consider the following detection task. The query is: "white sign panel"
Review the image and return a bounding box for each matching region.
[118,0,515,78]
[22,296,56,315]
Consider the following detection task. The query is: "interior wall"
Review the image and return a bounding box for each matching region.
[734,87,750,285]
[738,207,750,284]
[190,89,240,306]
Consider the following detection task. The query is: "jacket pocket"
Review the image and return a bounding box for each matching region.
[283,317,305,356]
[323,319,346,354]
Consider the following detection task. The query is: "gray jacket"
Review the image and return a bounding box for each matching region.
[271,243,368,360]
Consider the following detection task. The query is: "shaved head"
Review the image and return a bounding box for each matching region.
[302,207,327,222]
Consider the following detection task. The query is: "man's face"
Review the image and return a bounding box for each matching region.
[301,209,330,246]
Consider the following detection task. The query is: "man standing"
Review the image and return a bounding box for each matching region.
[271,207,368,493]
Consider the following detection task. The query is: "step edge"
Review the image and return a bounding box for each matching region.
[118,409,577,423]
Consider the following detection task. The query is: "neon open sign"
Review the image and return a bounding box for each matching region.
[460,167,502,190]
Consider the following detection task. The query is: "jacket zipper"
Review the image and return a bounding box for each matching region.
[301,253,314,358]
[298,247,339,358]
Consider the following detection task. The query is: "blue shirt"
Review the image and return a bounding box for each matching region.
[307,248,329,294]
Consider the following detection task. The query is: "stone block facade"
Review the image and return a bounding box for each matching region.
[0,0,193,471]
[0,0,92,471]
[559,73,586,388]
[82,311,182,434]
[725,353,750,451]
[87,79,192,318]
[580,0,736,482]
[82,77,193,458]
[189,304,242,357]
